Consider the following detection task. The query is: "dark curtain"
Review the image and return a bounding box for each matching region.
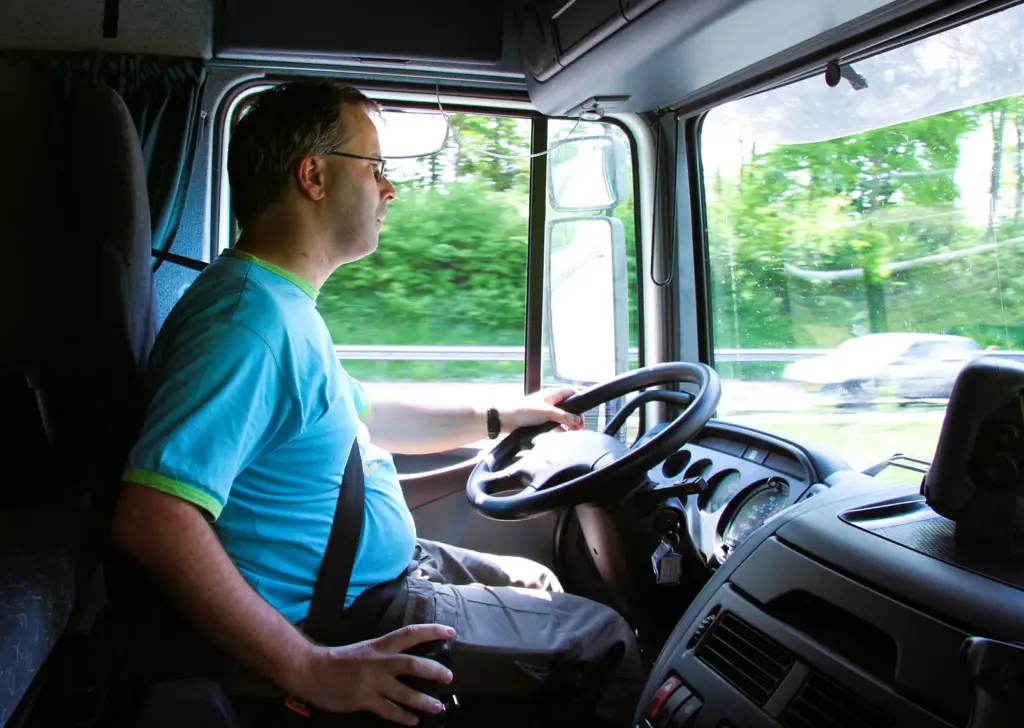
[33,53,207,269]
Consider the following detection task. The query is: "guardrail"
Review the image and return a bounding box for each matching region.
[334,345,1024,363]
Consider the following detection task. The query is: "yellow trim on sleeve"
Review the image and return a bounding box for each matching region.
[123,468,224,521]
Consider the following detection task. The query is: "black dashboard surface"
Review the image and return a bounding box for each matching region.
[633,468,1024,728]
[639,420,846,569]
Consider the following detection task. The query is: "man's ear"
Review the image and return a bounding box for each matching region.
[295,156,327,202]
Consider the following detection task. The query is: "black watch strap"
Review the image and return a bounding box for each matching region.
[486,407,501,439]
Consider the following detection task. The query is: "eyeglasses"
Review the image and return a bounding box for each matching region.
[325,151,387,182]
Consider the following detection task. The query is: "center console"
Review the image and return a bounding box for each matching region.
[634,358,1024,728]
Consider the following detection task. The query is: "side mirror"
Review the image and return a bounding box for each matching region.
[544,216,630,384]
[376,109,450,159]
[548,135,630,212]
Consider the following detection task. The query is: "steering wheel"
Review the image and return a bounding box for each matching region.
[466,362,722,521]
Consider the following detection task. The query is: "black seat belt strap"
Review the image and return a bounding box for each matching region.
[303,438,364,646]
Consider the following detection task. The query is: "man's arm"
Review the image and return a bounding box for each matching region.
[362,387,584,455]
[112,482,455,724]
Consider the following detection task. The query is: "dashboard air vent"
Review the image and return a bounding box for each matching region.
[686,605,720,649]
[695,611,793,704]
[782,672,889,728]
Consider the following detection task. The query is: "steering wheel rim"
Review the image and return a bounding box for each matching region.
[466,362,722,520]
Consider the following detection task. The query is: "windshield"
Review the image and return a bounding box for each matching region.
[701,3,1024,480]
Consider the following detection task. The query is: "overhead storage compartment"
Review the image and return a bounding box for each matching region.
[520,0,662,81]
[217,0,505,65]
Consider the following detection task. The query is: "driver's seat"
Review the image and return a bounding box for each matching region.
[135,681,244,728]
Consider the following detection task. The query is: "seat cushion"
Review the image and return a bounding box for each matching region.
[0,508,80,726]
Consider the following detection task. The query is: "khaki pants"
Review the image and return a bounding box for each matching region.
[378,539,645,727]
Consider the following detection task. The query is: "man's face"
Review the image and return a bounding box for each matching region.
[321,105,396,262]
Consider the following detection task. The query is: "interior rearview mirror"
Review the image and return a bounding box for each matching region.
[545,216,630,384]
[376,109,450,159]
[548,135,630,212]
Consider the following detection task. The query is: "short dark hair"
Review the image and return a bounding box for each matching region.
[228,80,379,229]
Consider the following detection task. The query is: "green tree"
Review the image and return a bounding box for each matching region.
[318,181,529,346]
[712,106,978,351]
[448,115,530,192]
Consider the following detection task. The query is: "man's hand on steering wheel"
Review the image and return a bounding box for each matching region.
[498,387,586,433]
[468,363,722,520]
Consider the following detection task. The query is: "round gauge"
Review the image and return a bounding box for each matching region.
[685,458,713,480]
[702,470,743,512]
[721,478,790,552]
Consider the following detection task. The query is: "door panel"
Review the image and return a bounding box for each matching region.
[393,446,481,509]
[398,449,560,570]
[409,489,561,572]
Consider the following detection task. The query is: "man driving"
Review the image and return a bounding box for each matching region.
[112,80,644,728]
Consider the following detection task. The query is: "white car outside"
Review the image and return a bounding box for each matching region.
[781,333,982,405]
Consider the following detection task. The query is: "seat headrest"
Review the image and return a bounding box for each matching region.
[67,84,151,261]
[63,83,156,369]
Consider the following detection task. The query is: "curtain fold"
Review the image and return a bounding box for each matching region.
[30,52,207,269]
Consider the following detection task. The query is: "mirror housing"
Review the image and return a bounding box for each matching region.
[548,135,630,212]
[376,109,449,159]
[544,216,630,384]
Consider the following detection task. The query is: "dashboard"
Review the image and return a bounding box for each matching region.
[639,421,844,568]
[628,364,1024,728]
[632,473,1024,728]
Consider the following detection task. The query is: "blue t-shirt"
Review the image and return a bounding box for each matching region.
[124,248,417,623]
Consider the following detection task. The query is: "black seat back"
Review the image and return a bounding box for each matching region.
[0,64,156,728]
[43,81,156,523]
[21,79,161,723]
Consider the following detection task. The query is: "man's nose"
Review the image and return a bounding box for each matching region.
[380,177,396,202]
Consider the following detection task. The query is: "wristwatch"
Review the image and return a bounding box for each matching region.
[486,407,501,439]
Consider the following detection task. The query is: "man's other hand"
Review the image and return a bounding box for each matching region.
[500,387,585,432]
[295,624,456,725]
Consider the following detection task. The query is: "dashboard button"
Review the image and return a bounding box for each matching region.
[645,676,683,723]
[655,684,694,728]
[666,695,703,727]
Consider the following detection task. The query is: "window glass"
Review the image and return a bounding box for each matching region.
[221,97,642,449]
[702,5,1024,479]
[542,120,640,440]
[324,113,532,395]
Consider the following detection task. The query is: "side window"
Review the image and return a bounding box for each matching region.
[541,120,640,440]
[220,93,640,451]
[702,3,1023,478]
[319,112,533,408]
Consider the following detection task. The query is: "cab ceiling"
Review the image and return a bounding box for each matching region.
[0,0,1011,114]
